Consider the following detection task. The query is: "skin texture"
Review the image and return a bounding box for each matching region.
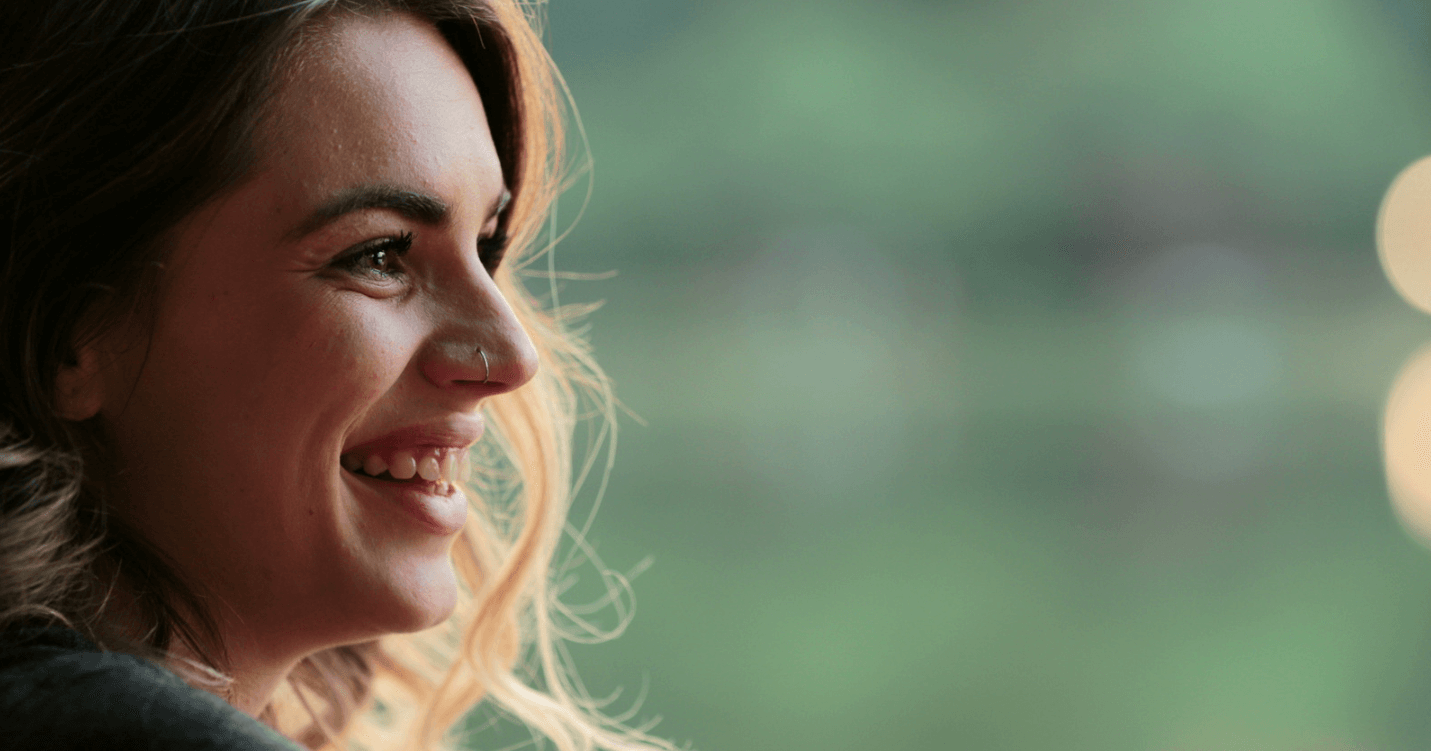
[56,12,538,714]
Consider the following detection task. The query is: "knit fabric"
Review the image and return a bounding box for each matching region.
[0,622,300,750]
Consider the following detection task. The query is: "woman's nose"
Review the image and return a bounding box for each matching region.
[420,272,540,395]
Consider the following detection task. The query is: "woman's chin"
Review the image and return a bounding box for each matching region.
[328,556,461,642]
[383,562,461,634]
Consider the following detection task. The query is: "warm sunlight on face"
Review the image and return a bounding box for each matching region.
[80,12,537,657]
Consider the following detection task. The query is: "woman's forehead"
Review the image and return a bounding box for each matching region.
[257,12,503,223]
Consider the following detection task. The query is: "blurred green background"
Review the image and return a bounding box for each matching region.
[481,1,1431,749]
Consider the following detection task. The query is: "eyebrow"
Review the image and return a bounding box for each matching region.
[288,183,511,240]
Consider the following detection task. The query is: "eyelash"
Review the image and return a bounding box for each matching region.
[332,232,413,280]
[333,228,509,282]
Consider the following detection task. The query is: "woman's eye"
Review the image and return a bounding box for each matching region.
[478,229,509,273]
[332,232,413,280]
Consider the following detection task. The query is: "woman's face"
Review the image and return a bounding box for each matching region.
[69,13,537,652]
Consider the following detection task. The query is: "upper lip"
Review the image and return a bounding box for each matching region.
[340,413,486,456]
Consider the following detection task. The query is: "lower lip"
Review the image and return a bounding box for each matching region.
[345,471,468,536]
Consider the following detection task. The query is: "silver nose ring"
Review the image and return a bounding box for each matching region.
[477,347,489,385]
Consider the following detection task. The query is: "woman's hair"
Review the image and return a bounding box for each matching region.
[0,2,672,749]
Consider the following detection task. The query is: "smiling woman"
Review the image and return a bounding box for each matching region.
[0,3,670,751]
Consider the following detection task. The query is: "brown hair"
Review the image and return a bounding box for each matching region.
[0,1,675,748]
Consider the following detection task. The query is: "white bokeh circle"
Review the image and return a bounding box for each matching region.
[1383,343,1431,544]
[1377,155,1431,314]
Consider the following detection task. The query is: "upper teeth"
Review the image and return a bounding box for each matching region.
[341,448,467,486]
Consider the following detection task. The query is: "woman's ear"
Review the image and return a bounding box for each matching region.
[54,345,106,421]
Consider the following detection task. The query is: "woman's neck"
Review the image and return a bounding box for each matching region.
[93,567,300,718]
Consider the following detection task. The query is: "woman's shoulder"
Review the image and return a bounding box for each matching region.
[0,622,299,750]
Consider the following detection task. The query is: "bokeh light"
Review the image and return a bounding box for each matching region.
[1384,344,1431,544]
[1379,156,1431,315]
[1377,155,1431,547]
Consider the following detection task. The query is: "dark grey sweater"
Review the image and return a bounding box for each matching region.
[0,623,299,750]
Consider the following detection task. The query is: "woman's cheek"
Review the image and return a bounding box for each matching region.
[313,298,422,400]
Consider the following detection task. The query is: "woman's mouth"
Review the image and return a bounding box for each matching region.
[340,447,471,492]
[340,446,471,535]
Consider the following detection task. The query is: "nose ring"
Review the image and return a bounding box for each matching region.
[477,346,489,385]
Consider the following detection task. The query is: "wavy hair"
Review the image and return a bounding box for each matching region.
[0,1,673,749]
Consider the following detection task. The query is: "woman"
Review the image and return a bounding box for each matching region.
[0,2,671,749]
